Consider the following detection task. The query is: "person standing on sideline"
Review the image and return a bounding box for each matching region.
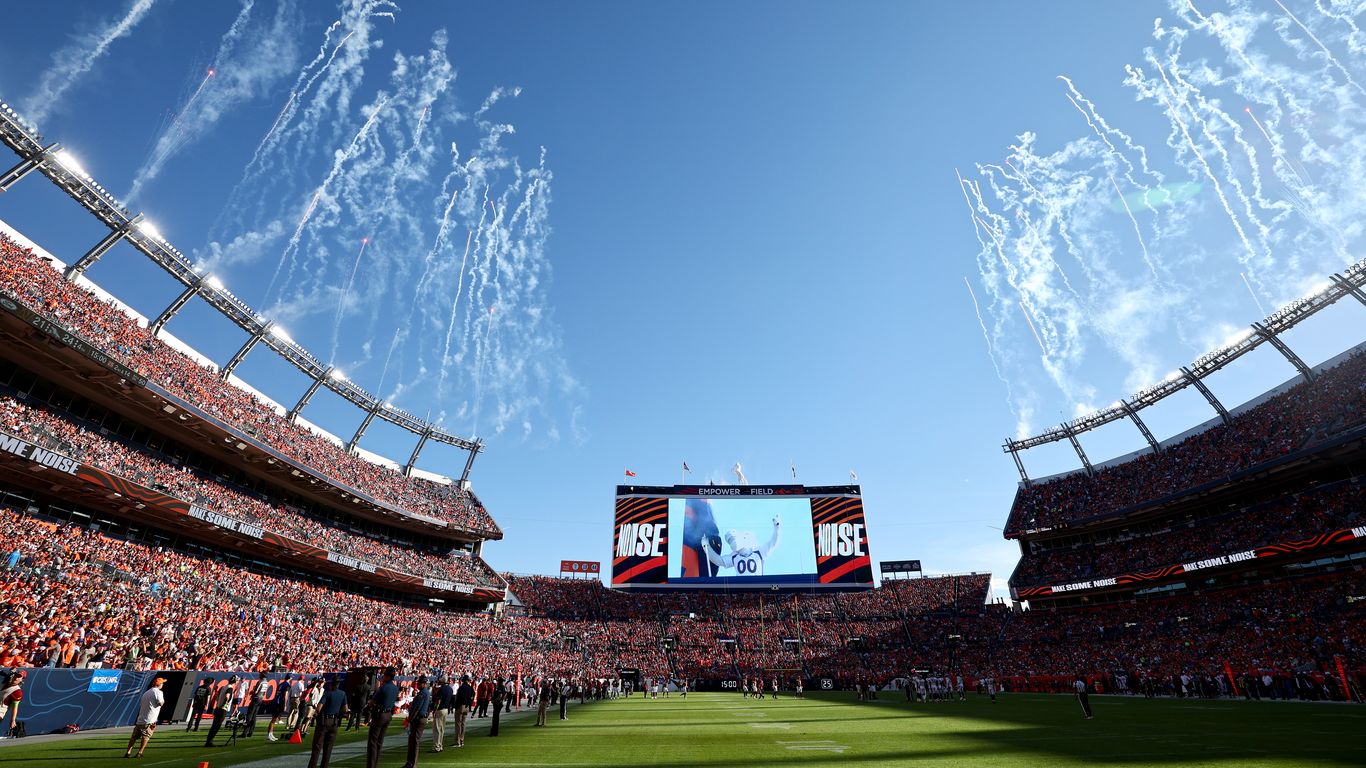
[535,678,550,726]
[489,677,505,737]
[243,671,268,737]
[124,677,165,758]
[186,677,211,731]
[1074,677,1093,720]
[268,674,304,742]
[347,672,375,732]
[203,679,233,747]
[366,668,399,768]
[795,677,804,699]
[300,678,324,739]
[475,677,491,718]
[558,679,569,721]
[430,677,451,753]
[402,676,432,768]
[453,674,474,748]
[307,678,348,768]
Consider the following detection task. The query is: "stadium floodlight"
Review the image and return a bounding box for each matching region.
[138,220,164,242]
[206,275,225,291]
[271,326,293,344]
[1162,370,1182,383]
[54,150,87,178]
[1223,328,1254,347]
[329,368,347,381]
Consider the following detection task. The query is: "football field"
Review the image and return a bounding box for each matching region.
[2,692,1363,767]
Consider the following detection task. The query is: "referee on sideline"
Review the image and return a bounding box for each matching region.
[1074,676,1093,720]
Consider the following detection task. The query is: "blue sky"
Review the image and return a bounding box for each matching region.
[2,0,1364,597]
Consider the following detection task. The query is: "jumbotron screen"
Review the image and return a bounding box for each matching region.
[612,485,873,590]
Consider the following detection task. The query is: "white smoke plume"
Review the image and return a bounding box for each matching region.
[197,19,576,445]
[22,0,160,125]
[127,0,301,200]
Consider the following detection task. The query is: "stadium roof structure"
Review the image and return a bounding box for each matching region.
[1001,257,1366,483]
[0,101,482,482]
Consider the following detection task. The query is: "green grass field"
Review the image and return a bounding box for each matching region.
[2,692,1364,767]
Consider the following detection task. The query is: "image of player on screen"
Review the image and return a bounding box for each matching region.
[700,513,781,576]
[679,499,722,578]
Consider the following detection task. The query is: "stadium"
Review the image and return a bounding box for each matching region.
[1,3,1365,768]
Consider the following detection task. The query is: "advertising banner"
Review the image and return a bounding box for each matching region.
[1014,524,1366,599]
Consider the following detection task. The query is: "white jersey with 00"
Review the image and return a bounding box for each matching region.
[719,549,767,576]
[703,518,781,577]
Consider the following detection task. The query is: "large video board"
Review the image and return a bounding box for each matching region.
[612,485,873,590]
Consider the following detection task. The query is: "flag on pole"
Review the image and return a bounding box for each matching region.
[682,462,691,473]
[849,469,858,482]
[624,469,637,477]
[790,461,797,480]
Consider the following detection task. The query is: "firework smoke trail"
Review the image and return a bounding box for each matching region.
[330,237,371,363]
[185,67,217,112]
[1135,61,1262,277]
[964,276,1016,409]
[956,172,1046,365]
[265,97,389,306]
[1240,271,1268,316]
[991,157,1088,300]
[1059,75,1168,189]
[213,0,395,241]
[1171,0,1356,285]
[436,230,476,400]
[1244,105,1311,188]
[128,0,305,202]
[22,0,159,124]
[469,306,498,436]
[1314,0,1366,55]
[244,25,351,175]
[1111,175,1158,277]
[1018,300,1048,355]
[347,31,456,339]
[1167,61,1291,248]
[128,64,214,201]
[1270,0,1366,98]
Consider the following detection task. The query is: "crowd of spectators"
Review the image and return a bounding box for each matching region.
[2,502,1362,700]
[0,394,502,589]
[981,572,1366,694]
[0,234,499,536]
[1006,350,1366,534]
[1012,479,1366,587]
[0,504,566,677]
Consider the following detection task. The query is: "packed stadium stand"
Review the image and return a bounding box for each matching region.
[0,215,1363,710]
[989,345,1366,699]
[0,230,505,605]
[0,232,499,539]
[1004,347,1365,609]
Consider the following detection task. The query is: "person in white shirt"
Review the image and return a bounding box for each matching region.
[125,677,166,758]
[701,516,782,576]
[1074,678,1093,719]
